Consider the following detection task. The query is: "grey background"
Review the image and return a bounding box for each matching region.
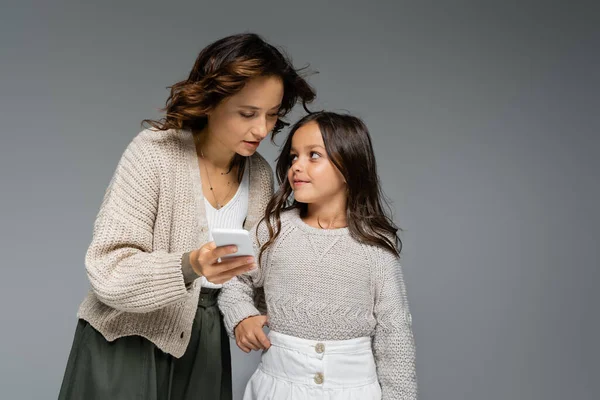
[1,1,598,399]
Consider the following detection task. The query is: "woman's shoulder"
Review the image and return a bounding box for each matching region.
[249,152,274,176]
[112,128,190,178]
[129,128,188,153]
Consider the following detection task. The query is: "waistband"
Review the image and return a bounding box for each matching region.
[198,287,220,307]
[259,331,378,389]
[268,330,372,356]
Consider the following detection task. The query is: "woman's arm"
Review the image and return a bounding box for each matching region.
[85,134,191,313]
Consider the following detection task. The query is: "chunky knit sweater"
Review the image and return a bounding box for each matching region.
[76,128,274,358]
[218,208,418,399]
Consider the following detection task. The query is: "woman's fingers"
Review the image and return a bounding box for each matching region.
[215,255,255,271]
[197,242,255,283]
[207,263,254,284]
[209,245,240,263]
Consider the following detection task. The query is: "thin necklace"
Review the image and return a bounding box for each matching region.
[200,149,235,210]
[317,212,342,229]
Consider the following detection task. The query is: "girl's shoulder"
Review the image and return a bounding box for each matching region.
[254,208,298,232]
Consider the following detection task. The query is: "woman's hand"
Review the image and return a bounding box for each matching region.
[234,315,271,353]
[189,242,256,285]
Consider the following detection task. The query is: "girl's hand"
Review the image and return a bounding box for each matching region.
[190,242,256,285]
[234,315,271,353]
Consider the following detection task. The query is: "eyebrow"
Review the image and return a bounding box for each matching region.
[239,104,281,111]
[290,144,326,152]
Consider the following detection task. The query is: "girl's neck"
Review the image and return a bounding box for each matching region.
[194,128,235,170]
[305,200,347,229]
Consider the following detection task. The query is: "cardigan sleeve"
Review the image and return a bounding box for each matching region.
[85,134,191,313]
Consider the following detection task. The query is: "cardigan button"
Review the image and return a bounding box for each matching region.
[180,331,184,339]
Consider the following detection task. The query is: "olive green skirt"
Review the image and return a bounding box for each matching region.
[58,288,232,400]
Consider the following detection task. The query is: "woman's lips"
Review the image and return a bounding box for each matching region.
[243,140,260,148]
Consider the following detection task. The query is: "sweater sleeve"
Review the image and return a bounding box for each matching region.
[218,219,271,337]
[372,250,418,399]
[251,158,274,315]
[85,134,191,313]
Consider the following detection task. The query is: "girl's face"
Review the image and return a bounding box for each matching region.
[287,121,347,205]
[205,75,284,156]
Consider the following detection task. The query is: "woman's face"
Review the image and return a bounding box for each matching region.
[205,75,284,157]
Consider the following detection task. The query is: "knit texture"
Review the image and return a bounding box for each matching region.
[201,164,250,289]
[218,208,417,399]
[76,128,274,358]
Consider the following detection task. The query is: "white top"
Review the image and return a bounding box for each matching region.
[202,164,250,288]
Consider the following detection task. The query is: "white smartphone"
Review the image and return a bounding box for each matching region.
[211,228,255,259]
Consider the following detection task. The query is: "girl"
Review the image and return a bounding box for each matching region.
[218,111,418,399]
[58,33,315,400]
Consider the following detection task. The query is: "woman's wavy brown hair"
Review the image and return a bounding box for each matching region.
[142,33,316,178]
[258,111,402,264]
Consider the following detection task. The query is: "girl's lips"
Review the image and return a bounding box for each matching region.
[293,180,310,187]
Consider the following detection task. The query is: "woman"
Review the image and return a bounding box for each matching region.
[58,33,315,400]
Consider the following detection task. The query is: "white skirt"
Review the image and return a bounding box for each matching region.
[243,331,382,400]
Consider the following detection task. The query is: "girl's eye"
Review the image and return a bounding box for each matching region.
[290,154,298,162]
[310,152,321,159]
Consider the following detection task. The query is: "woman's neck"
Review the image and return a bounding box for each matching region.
[194,128,235,170]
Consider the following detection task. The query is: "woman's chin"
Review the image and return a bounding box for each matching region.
[236,148,257,157]
[237,141,261,156]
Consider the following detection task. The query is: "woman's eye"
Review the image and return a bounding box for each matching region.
[240,112,255,118]
[267,112,280,118]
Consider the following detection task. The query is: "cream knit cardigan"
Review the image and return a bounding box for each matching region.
[76,128,274,357]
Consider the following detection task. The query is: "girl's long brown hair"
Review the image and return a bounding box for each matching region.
[258,111,402,263]
[142,33,316,180]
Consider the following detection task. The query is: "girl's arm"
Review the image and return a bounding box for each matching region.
[85,134,191,313]
[218,220,271,337]
[372,250,418,399]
